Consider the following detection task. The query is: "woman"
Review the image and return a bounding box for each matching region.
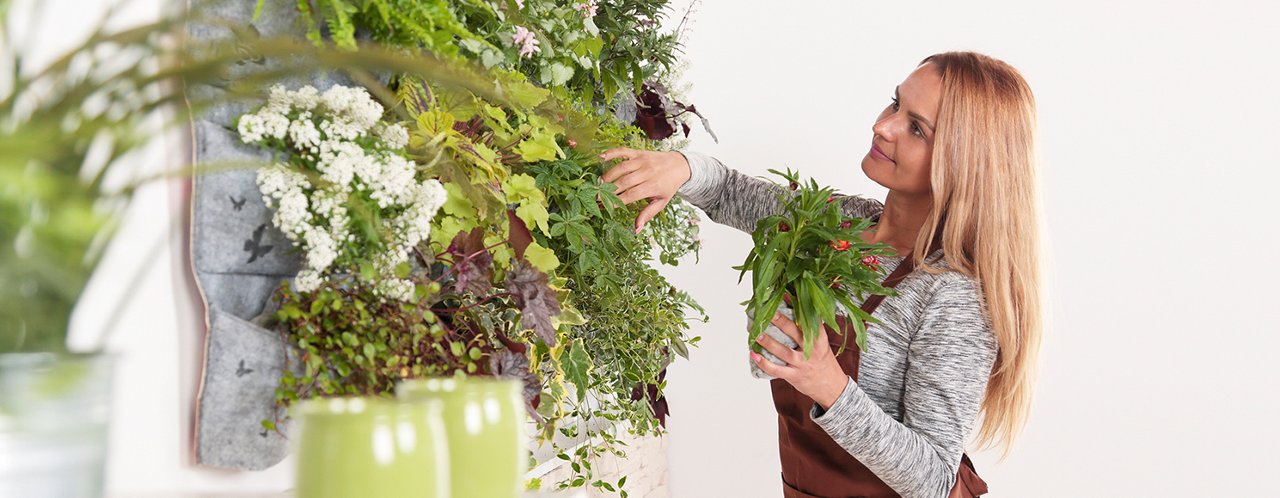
[599,51,1044,498]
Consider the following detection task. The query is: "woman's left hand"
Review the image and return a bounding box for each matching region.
[752,312,853,411]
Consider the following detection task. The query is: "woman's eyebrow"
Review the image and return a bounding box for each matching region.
[895,85,936,132]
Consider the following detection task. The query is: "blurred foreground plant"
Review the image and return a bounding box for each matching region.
[0,2,588,353]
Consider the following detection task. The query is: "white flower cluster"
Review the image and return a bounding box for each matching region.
[240,84,447,301]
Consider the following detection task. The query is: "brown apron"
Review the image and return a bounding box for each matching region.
[771,243,989,498]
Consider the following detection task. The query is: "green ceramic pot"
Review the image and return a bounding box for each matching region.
[294,396,449,498]
[396,377,526,498]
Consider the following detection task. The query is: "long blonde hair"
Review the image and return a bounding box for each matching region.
[911,51,1045,461]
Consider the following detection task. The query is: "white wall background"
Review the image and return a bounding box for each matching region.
[21,0,1277,496]
[658,0,1280,497]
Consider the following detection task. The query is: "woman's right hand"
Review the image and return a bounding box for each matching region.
[599,148,692,234]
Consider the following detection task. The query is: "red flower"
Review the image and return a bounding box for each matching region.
[839,220,853,229]
[829,240,851,252]
[778,221,791,232]
[861,255,881,267]
[789,181,799,191]
[826,195,836,203]
[568,139,578,148]
[829,276,842,289]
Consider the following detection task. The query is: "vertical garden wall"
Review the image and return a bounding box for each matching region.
[187,0,711,493]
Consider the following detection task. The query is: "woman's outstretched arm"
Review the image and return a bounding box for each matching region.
[600,147,882,234]
[675,150,882,234]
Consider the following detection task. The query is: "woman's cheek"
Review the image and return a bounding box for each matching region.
[905,154,933,193]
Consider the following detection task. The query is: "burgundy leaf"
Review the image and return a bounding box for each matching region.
[504,259,561,346]
[490,346,542,409]
[493,330,528,355]
[448,228,492,295]
[634,83,677,140]
[629,365,670,427]
[507,209,533,260]
[635,111,675,141]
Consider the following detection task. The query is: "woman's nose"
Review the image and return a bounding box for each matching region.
[872,116,894,141]
[872,114,905,141]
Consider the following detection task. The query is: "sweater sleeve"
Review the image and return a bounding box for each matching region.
[808,273,999,498]
[674,149,882,235]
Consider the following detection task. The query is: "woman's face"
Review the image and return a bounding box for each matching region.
[861,62,943,196]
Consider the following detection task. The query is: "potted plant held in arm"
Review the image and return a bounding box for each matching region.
[734,168,900,379]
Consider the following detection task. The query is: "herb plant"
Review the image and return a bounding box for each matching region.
[735,168,900,359]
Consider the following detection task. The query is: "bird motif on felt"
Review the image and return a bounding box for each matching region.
[235,359,254,377]
[243,224,274,264]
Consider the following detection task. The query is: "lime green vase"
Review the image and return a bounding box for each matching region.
[294,396,449,498]
[397,377,526,498]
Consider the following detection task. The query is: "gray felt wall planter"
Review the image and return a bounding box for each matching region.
[187,0,371,470]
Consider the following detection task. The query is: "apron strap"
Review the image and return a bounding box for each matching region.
[857,224,943,316]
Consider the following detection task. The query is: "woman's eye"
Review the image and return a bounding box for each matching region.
[891,97,924,138]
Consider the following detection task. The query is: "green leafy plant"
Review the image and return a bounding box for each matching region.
[528,150,706,419]
[735,168,900,358]
[517,152,706,496]
[285,0,683,109]
[240,1,707,494]
[262,279,457,434]
[388,26,705,496]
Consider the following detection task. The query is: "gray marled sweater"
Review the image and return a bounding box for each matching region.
[674,150,999,498]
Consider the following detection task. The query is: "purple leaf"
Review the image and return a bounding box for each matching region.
[634,83,676,140]
[448,229,492,295]
[504,259,561,346]
[632,83,718,143]
[507,209,533,260]
[629,365,670,427]
[490,345,542,410]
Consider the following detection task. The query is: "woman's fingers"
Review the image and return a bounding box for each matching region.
[757,333,801,366]
[816,324,834,354]
[750,351,793,379]
[609,168,647,196]
[771,313,804,345]
[597,149,682,229]
[618,184,657,205]
[599,147,639,162]
[634,197,670,232]
[600,158,638,184]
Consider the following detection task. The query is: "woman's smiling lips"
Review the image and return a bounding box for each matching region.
[870,143,895,163]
